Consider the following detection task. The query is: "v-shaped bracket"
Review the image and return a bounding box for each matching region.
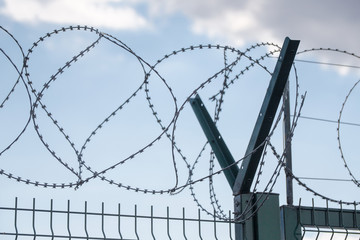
[190,37,299,195]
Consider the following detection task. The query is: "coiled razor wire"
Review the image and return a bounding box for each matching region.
[337,79,360,188]
[1,25,360,222]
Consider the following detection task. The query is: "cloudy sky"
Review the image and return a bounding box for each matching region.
[1,0,360,239]
[1,0,360,49]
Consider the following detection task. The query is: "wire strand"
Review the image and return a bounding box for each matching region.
[294,59,360,69]
[297,176,357,182]
[294,115,360,127]
[269,56,360,69]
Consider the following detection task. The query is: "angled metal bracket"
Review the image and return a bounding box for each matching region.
[232,37,299,195]
[190,95,239,188]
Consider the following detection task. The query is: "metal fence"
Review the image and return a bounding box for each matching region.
[0,198,234,240]
[2,197,360,240]
[281,204,360,240]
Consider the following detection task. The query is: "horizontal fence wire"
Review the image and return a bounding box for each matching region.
[0,197,235,240]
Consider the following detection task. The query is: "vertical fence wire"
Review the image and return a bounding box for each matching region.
[325,200,335,240]
[50,199,54,240]
[118,203,123,239]
[14,197,18,240]
[32,198,36,240]
[198,209,203,240]
[311,199,320,240]
[67,200,71,239]
[151,206,156,240]
[299,199,306,240]
[102,202,106,240]
[213,209,218,240]
[229,210,233,240]
[167,206,172,240]
[135,205,139,240]
[182,208,187,240]
[84,201,89,240]
[353,202,357,229]
[339,201,349,240]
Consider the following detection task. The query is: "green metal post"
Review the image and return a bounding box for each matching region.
[233,37,299,240]
[189,37,300,240]
[280,206,302,240]
[235,193,281,240]
[190,95,239,188]
[283,82,294,206]
[233,37,300,196]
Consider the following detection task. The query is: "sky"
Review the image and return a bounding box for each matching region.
[0,0,360,239]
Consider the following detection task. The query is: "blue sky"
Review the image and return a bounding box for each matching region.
[1,0,360,238]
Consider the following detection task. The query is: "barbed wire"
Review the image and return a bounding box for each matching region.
[0,26,278,190]
[296,47,360,194]
[337,79,360,188]
[1,25,359,222]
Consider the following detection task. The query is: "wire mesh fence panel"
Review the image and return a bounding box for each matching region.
[302,227,360,240]
[0,198,235,240]
[281,204,360,240]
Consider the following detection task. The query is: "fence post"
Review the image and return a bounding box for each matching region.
[280,206,301,240]
[283,81,294,206]
[234,193,281,240]
[232,37,300,196]
[233,37,299,240]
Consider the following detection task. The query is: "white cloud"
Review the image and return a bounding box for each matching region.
[145,0,360,49]
[2,0,360,63]
[191,9,259,46]
[0,0,149,30]
[144,0,360,74]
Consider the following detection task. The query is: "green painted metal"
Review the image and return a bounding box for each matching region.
[289,205,360,229]
[190,95,239,188]
[235,193,281,240]
[189,37,300,240]
[255,194,281,240]
[280,206,302,240]
[280,205,360,239]
[233,37,300,196]
[283,82,294,206]
[188,37,360,240]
